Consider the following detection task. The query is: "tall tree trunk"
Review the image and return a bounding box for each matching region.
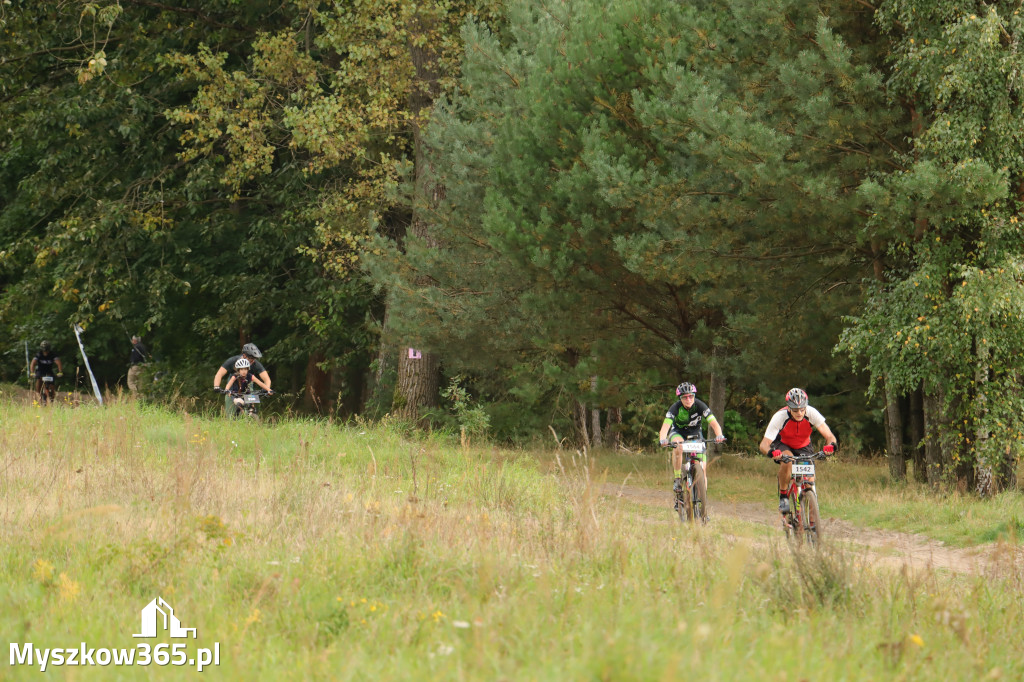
[869,240,905,481]
[303,351,330,414]
[590,376,602,448]
[372,306,393,395]
[944,390,975,493]
[575,399,590,450]
[393,10,443,421]
[998,444,1018,491]
[923,386,945,488]
[997,370,1019,491]
[884,379,906,482]
[909,385,927,483]
[708,364,726,459]
[607,407,622,451]
[974,338,993,496]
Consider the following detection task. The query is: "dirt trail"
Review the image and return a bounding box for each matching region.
[601,483,1019,576]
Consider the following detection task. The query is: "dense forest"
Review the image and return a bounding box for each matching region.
[2,0,1022,493]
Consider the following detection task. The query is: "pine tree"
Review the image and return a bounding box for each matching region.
[379,0,896,443]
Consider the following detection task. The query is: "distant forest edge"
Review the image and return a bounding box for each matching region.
[2,1,1022,493]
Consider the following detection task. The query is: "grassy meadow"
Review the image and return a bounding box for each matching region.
[2,394,1023,680]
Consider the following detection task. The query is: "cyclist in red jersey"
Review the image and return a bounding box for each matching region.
[758,388,837,516]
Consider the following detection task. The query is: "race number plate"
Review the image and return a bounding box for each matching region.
[680,442,706,453]
[42,376,54,383]
[792,463,815,475]
[243,394,260,404]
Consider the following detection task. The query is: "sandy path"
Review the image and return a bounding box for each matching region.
[600,482,1018,575]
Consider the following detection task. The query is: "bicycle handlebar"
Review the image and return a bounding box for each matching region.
[660,437,727,447]
[214,388,274,397]
[778,451,829,464]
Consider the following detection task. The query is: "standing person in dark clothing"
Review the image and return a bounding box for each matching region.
[127,335,149,394]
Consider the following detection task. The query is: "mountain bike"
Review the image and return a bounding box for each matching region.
[778,450,829,546]
[215,387,272,419]
[36,374,60,405]
[664,437,717,524]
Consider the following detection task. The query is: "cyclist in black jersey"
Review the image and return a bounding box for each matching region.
[213,342,271,416]
[223,357,272,415]
[658,382,725,495]
[29,341,64,403]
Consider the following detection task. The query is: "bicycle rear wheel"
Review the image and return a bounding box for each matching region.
[801,490,821,546]
[692,465,708,524]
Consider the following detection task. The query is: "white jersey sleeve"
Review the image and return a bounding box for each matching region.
[806,406,826,428]
[762,409,789,441]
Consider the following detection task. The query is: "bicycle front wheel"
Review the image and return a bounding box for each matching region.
[692,466,708,524]
[788,491,801,542]
[673,490,686,523]
[801,489,821,546]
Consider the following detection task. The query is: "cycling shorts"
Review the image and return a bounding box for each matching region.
[771,439,815,460]
[668,428,707,462]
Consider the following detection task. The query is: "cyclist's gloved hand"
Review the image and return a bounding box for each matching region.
[715,435,726,443]
[56,372,63,378]
[771,449,783,460]
[823,443,836,455]
[659,438,669,447]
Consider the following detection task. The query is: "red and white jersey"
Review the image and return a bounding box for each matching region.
[763,406,826,450]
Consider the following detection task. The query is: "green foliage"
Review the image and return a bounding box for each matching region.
[0,0,377,392]
[372,0,892,444]
[721,409,756,448]
[841,0,1024,481]
[3,0,1024,478]
[440,375,490,438]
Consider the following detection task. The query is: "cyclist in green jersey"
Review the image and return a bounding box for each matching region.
[658,382,725,495]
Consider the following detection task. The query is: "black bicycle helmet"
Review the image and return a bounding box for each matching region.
[676,382,697,397]
[39,340,51,352]
[241,342,262,359]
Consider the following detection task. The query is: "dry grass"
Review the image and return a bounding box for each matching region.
[1,398,1022,680]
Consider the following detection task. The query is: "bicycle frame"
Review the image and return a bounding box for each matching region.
[37,375,57,405]
[217,387,271,418]
[780,451,827,543]
[664,437,714,524]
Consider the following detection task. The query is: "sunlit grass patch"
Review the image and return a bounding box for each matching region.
[0,397,1021,680]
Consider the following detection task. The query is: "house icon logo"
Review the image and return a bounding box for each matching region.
[133,597,197,639]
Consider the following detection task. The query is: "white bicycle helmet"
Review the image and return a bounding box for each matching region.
[235,357,251,370]
[785,387,808,409]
